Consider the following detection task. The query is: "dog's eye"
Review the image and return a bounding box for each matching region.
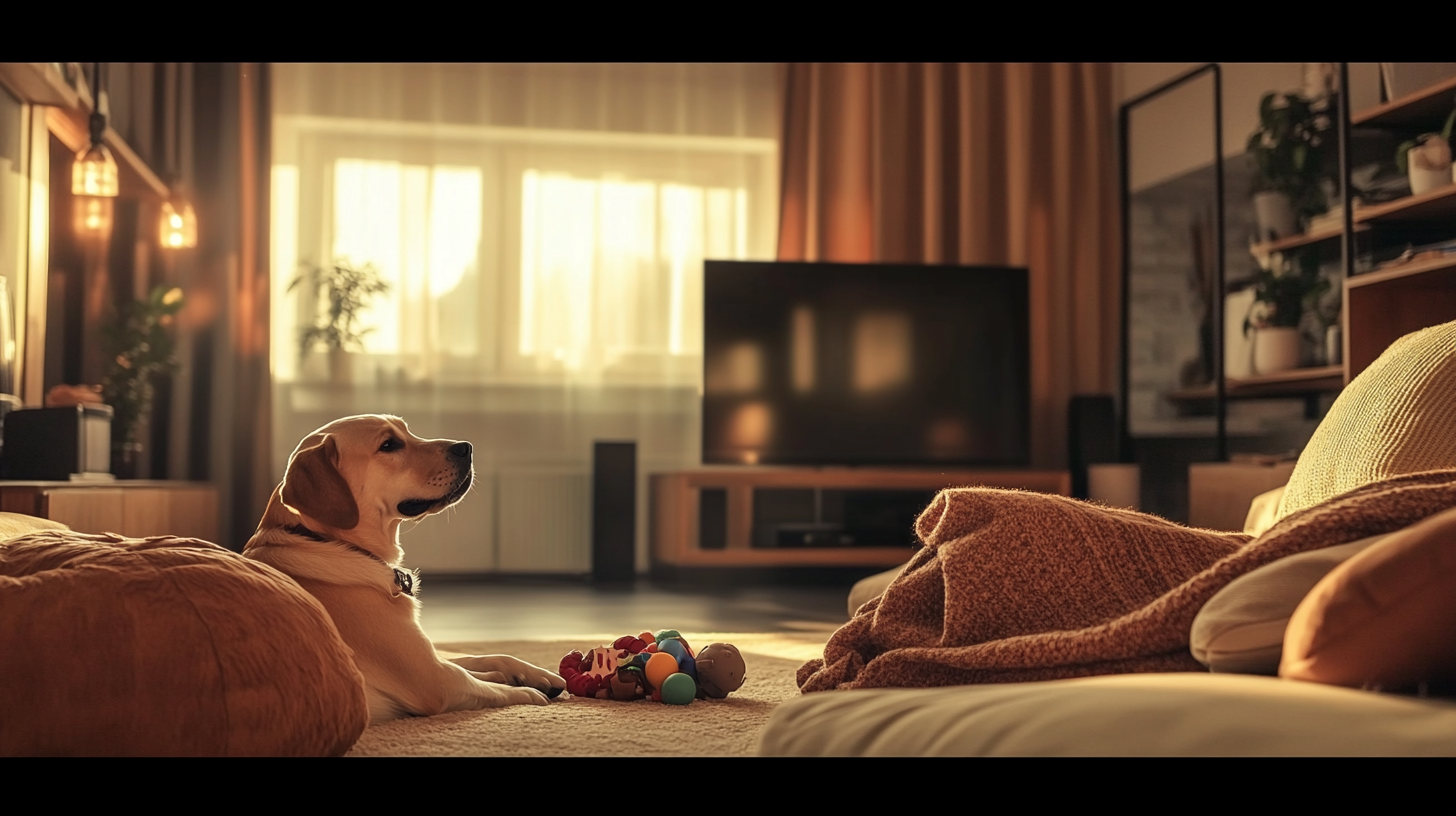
[379,438,403,452]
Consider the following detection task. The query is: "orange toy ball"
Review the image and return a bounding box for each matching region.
[639,631,656,645]
[645,652,679,689]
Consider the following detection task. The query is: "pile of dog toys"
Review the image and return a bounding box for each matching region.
[558,629,745,705]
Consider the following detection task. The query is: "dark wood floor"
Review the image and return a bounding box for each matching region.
[416,576,855,643]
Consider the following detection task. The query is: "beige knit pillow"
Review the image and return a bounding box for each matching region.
[1276,320,1456,521]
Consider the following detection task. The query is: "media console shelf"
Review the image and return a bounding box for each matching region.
[651,468,1069,570]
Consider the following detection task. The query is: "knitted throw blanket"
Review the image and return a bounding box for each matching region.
[798,469,1456,693]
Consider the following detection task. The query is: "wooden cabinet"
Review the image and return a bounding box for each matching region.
[651,468,1068,571]
[0,481,219,542]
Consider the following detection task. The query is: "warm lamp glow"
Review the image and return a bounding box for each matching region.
[159,199,197,249]
[72,142,119,197]
[73,196,113,234]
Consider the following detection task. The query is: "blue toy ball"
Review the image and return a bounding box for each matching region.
[659,638,687,662]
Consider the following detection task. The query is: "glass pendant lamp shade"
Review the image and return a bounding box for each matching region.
[159,198,197,248]
[73,141,119,197]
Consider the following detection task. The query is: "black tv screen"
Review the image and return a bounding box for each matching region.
[702,260,1030,467]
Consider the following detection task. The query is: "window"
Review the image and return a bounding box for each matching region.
[271,115,778,387]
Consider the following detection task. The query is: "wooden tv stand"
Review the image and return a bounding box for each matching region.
[650,468,1069,570]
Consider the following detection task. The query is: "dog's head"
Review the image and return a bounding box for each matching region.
[277,415,474,538]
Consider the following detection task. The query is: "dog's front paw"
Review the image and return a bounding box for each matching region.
[462,655,566,698]
[498,684,550,707]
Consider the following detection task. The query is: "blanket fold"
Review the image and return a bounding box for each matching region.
[798,470,1456,693]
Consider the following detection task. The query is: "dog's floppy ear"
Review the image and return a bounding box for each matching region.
[280,435,360,531]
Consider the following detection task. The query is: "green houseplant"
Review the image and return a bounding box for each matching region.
[1243,249,1330,375]
[100,286,185,477]
[1246,91,1335,239]
[288,259,390,382]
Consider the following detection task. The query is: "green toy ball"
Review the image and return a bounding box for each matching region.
[660,672,696,706]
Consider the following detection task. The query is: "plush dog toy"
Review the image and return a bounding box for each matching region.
[558,630,746,705]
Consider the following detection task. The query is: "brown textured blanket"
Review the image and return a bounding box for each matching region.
[798,470,1456,693]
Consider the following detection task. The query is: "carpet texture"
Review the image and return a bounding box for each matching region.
[345,631,830,756]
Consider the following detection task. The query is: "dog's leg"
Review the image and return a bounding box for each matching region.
[448,654,566,697]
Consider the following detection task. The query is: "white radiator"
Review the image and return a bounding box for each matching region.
[495,469,592,573]
[396,471,497,572]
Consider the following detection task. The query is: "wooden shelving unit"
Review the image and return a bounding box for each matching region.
[1351,74,1456,128]
[1182,68,1456,458]
[1353,183,1456,224]
[1250,222,1359,256]
[1167,365,1345,403]
[1340,68,1456,382]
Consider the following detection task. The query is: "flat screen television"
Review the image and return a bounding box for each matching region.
[702,260,1030,467]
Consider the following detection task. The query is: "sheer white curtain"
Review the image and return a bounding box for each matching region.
[269,64,780,572]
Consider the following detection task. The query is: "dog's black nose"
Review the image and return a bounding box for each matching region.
[449,441,472,459]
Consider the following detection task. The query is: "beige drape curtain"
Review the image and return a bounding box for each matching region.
[777,63,1120,468]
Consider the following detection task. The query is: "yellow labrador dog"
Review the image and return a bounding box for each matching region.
[245,414,565,722]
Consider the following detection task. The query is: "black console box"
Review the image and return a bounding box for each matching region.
[1,404,114,480]
[751,487,935,549]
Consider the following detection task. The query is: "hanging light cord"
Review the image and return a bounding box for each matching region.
[88,61,105,146]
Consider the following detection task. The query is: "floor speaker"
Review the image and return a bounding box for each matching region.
[592,441,636,582]
[1068,395,1119,499]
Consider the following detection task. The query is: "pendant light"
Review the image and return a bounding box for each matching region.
[159,63,197,250]
[72,63,119,199]
[159,193,197,249]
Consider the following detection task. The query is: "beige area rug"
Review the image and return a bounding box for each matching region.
[346,629,833,756]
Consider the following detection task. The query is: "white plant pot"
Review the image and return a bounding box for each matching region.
[1409,164,1451,196]
[1252,191,1298,241]
[1253,327,1302,375]
[328,348,353,385]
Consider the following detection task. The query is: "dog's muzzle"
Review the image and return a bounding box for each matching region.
[397,442,474,518]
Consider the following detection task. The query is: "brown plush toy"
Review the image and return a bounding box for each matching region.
[694,642,747,699]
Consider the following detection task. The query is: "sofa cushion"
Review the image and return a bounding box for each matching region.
[1281,505,1456,690]
[1190,533,1385,674]
[848,565,903,616]
[1276,319,1456,521]
[1243,485,1285,536]
[0,531,369,756]
[758,672,1456,756]
[0,512,70,541]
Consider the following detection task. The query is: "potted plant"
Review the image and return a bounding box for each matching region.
[100,286,185,478]
[1243,249,1330,375]
[1396,107,1456,196]
[1246,91,1335,241]
[288,259,390,383]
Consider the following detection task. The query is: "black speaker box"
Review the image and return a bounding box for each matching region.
[591,441,636,583]
[1068,394,1119,499]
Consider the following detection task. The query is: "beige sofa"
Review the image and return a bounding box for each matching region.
[760,320,1456,757]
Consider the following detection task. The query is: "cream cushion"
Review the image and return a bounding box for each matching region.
[0,512,69,540]
[758,673,1456,756]
[1276,319,1456,521]
[848,565,904,616]
[1243,485,1285,536]
[1189,533,1385,674]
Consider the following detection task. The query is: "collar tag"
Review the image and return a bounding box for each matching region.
[393,568,415,597]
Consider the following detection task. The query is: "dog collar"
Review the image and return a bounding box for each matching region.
[284,523,416,597]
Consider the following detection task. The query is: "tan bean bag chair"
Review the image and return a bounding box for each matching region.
[0,524,369,756]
